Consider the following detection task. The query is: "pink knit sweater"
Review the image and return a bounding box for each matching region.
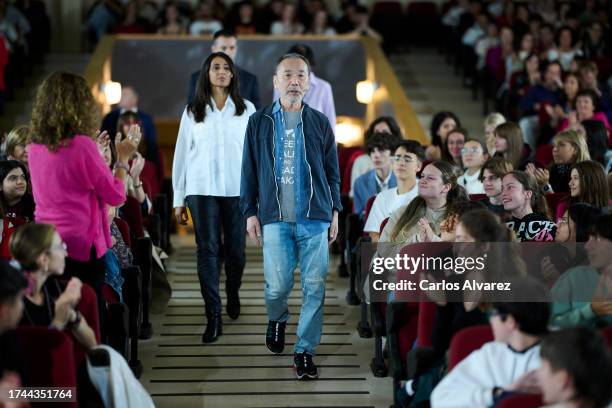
[28,135,126,262]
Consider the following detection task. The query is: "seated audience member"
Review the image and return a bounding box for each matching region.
[508,53,540,114]
[581,21,607,59]
[350,116,402,196]
[232,1,258,35]
[542,72,580,143]
[537,328,612,408]
[12,223,97,351]
[494,122,528,170]
[115,111,155,205]
[4,125,30,166]
[550,213,612,329]
[157,2,187,34]
[556,160,609,221]
[100,86,160,170]
[0,160,34,221]
[398,209,525,407]
[306,10,335,35]
[418,200,485,243]
[270,3,303,34]
[28,72,139,336]
[519,61,564,151]
[440,128,466,169]
[581,119,609,167]
[541,203,601,286]
[426,111,461,162]
[272,44,336,127]
[349,5,382,42]
[112,1,147,34]
[577,61,611,112]
[430,278,550,408]
[483,112,505,155]
[352,132,401,217]
[0,260,27,388]
[479,157,513,218]
[560,90,611,132]
[364,140,423,242]
[547,26,582,71]
[502,171,556,241]
[527,130,591,195]
[189,2,223,35]
[457,138,488,194]
[379,161,468,244]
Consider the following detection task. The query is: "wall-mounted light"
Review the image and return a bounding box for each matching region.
[356,80,377,104]
[335,118,363,146]
[103,81,122,105]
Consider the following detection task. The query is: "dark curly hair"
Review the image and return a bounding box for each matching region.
[30,72,100,152]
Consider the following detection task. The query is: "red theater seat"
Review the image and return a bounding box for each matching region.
[497,394,543,408]
[16,327,77,407]
[448,325,493,370]
[535,144,554,168]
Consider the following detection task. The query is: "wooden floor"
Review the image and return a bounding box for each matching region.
[139,234,393,408]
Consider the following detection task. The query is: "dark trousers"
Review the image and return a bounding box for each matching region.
[64,247,107,342]
[186,195,246,317]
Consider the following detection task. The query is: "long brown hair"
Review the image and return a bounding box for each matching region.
[30,72,100,152]
[188,52,246,123]
[390,161,467,241]
[505,170,550,218]
[571,160,609,208]
[494,122,523,169]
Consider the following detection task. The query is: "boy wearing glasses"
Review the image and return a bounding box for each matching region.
[352,132,402,217]
[430,278,550,408]
[364,140,424,242]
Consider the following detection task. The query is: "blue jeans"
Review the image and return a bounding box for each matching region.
[263,222,329,355]
[186,195,246,317]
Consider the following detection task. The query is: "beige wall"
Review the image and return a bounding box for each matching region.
[44,0,82,53]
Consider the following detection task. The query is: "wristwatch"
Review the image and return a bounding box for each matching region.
[114,161,130,172]
[542,183,553,193]
[66,310,82,330]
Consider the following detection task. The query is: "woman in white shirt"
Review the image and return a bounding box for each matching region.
[457,138,488,194]
[173,52,256,344]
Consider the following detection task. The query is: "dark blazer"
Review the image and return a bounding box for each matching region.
[100,109,160,167]
[187,65,261,109]
[240,102,342,226]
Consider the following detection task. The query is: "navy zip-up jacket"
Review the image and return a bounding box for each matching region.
[240,102,342,226]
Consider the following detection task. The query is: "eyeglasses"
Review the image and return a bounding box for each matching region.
[392,155,415,164]
[461,147,482,154]
[558,217,569,225]
[49,242,68,253]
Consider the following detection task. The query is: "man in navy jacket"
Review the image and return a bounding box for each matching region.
[240,53,341,380]
[187,29,260,108]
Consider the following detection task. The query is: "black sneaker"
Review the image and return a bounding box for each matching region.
[294,352,318,380]
[265,321,286,354]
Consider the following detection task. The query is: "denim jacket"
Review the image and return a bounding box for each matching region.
[240,101,342,226]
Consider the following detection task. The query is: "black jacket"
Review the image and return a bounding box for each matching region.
[240,102,342,226]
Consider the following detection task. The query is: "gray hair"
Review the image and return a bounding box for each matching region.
[275,53,311,74]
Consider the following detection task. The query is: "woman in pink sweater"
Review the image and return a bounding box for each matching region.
[27,72,139,328]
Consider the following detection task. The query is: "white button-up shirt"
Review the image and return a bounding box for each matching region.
[172,97,256,206]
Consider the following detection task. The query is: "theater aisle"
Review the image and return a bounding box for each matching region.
[140,234,393,408]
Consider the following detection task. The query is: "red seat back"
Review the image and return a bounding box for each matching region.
[379,216,390,234]
[448,325,494,370]
[342,150,366,195]
[140,160,161,199]
[469,194,486,201]
[416,301,438,347]
[16,327,77,406]
[544,192,569,222]
[363,195,377,223]
[73,283,101,366]
[406,1,438,15]
[602,326,612,348]
[535,145,554,168]
[497,394,543,408]
[113,217,132,248]
[122,196,145,239]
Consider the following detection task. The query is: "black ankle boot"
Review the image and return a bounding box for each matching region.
[202,314,222,343]
[226,290,241,320]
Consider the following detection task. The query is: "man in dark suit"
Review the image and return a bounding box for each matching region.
[187,29,261,108]
[100,86,160,169]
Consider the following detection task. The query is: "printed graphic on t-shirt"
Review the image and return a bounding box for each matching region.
[506,219,556,242]
[281,129,295,186]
